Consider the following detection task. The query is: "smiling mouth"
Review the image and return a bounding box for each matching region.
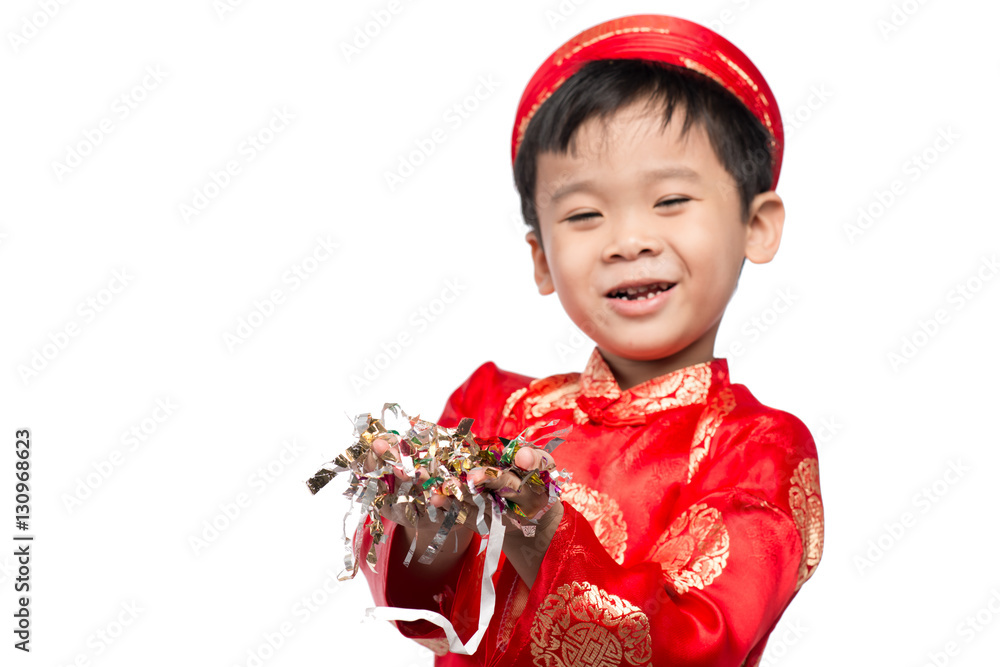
[607,282,676,300]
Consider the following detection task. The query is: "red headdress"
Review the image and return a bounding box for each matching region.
[511,14,784,189]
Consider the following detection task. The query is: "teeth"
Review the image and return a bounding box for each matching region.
[610,282,674,300]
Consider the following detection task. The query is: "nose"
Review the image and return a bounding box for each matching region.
[601,214,663,262]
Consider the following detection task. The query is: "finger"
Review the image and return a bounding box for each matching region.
[513,446,554,472]
[371,437,391,456]
[370,437,414,480]
[414,466,431,485]
[467,467,500,488]
[372,437,402,463]
[363,448,381,475]
[479,470,523,497]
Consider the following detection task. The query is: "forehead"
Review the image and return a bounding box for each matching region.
[535,102,722,203]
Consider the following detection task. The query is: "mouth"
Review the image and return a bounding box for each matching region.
[605,281,676,301]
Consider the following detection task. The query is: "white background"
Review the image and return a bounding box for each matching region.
[2,0,998,665]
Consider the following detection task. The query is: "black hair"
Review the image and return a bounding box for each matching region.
[513,58,775,249]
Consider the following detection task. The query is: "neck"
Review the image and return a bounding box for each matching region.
[598,325,720,392]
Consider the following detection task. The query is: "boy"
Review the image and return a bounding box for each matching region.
[358,14,824,666]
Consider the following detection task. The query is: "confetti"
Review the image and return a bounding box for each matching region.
[305,402,571,654]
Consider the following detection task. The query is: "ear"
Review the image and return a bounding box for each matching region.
[744,191,785,264]
[525,230,555,295]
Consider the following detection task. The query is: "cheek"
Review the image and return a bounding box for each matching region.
[681,238,741,299]
[550,268,586,308]
[547,243,588,291]
[549,258,596,317]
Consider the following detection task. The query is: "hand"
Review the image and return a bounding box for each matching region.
[362,435,454,531]
[361,436,474,605]
[468,445,563,588]
[465,446,562,536]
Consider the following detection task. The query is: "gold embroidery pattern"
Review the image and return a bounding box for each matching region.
[561,482,628,564]
[498,576,532,652]
[715,50,758,92]
[578,346,620,397]
[516,348,721,426]
[515,75,566,156]
[522,374,584,420]
[680,56,732,93]
[530,581,652,667]
[411,637,450,656]
[687,387,737,482]
[501,386,529,422]
[648,503,729,595]
[626,364,712,414]
[789,458,823,590]
[553,22,670,67]
[714,50,773,134]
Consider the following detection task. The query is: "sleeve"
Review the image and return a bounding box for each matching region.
[486,410,825,667]
[356,361,535,658]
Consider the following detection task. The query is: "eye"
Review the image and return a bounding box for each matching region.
[566,211,602,222]
[656,197,691,208]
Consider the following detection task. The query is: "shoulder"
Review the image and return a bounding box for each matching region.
[437,361,537,433]
[721,381,817,460]
[453,360,537,400]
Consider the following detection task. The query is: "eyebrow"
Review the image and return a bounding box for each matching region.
[546,166,701,205]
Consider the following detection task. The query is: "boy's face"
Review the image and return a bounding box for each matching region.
[527,100,783,373]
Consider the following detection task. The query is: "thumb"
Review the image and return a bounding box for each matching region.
[513,446,554,472]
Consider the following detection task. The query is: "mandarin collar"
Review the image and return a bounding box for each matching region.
[575,347,729,425]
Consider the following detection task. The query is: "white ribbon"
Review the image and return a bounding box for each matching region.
[364,497,505,655]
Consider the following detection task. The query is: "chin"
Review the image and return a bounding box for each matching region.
[600,341,680,362]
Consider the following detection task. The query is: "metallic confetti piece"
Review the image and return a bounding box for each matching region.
[418,502,460,565]
[471,490,489,536]
[402,532,418,568]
